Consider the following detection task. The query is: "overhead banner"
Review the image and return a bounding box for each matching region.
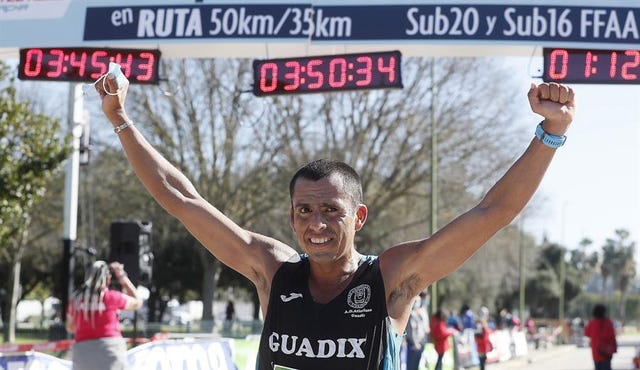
[1,1,638,49]
[83,4,639,44]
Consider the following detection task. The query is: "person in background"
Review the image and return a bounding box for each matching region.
[474,315,492,370]
[460,304,475,330]
[446,308,462,331]
[431,309,457,370]
[525,316,538,349]
[584,304,617,370]
[405,292,430,370]
[66,261,142,370]
[223,299,236,334]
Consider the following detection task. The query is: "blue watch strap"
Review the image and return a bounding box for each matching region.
[535,122,566,148]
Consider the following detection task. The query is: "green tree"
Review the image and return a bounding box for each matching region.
[0,61,70,342]
[570,238,598,284]
[600,229,636,322]
[525,241,582,318]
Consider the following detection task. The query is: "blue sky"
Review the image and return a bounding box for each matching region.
[507,57,640,254]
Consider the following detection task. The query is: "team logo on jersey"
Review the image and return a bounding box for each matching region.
[347,284,370,309]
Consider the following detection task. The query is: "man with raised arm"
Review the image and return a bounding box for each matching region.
[97,72,574,370]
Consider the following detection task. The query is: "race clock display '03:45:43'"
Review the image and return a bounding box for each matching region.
[18,47,161,85]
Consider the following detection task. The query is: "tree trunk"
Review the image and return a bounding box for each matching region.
[5,222,28,343]
[199,249,220,333]
[7,258,22,343]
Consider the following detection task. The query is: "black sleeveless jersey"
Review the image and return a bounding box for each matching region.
[256,255,402,370]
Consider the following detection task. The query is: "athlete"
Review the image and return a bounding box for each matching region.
[96,71,575,369]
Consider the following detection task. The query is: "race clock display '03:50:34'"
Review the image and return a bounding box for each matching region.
[252,50,403,96]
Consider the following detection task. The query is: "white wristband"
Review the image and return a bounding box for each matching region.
[114,121,134,134]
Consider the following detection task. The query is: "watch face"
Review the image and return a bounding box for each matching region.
[536,123,565,148]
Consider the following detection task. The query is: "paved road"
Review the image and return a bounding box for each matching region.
[488,334,640,370]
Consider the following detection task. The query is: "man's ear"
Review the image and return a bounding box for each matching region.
[354,204,368,231]
[290,207,295,232]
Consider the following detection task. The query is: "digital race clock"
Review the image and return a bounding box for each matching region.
[543,47,640,84]
[252,50,403,96]
[19,47,161,84]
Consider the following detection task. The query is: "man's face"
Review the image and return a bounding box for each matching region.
[290,173,365,264]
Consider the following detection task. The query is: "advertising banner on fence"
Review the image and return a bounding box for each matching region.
[0,338,235,370]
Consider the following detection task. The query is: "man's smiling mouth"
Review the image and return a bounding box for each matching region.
[310,237,331,244]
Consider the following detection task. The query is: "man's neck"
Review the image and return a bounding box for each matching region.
[307,253,363,303]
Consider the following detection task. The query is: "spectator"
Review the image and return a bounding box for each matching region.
[223,299,236,334]
[446,308,462,331]
[405,293,430,370]
[525,316,538,348]
[431,309,457,370]
[66,261,142,370]
[499,308,514,329]
[584,304,617,370]
[474,317,492,370]
[460,304,475,330]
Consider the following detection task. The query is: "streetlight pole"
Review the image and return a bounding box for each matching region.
[60,84,84,335]
[558,202,568,343]
[559,247,566,343]
[429,60,438,313]
[519,216,526,320]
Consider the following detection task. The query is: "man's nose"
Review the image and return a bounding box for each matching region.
[309,211,327,230]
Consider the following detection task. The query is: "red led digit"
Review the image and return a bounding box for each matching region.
[260,62,278,92]
[136,52,156,82]
[114,53,134,77]
[306,59,324,89]
[329,58,347,88]
[355,56,372,87]
[609,52,618,78]
[548,49,569,80]
[46,49,64,78]
[90,50,109,79]
[22,48,43,77]
[584,51,593,78]
[283,61,301,91]
[69,51,87,77]
[377,56,396,83]
[621,50,639,80]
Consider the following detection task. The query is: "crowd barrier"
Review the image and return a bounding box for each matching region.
[0,328,528,370]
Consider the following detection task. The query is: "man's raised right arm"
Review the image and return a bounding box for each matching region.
[97,74,295,284]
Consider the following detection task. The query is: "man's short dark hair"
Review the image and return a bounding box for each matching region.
[289,159,363,210]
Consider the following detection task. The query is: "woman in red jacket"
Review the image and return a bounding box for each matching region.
[430,309,457,370]
[474,317,492,370]
[584,304,617,370]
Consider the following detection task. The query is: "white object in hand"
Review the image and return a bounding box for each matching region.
[108,62,128,90]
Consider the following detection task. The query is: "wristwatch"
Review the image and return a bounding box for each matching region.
[535,122,566,149]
